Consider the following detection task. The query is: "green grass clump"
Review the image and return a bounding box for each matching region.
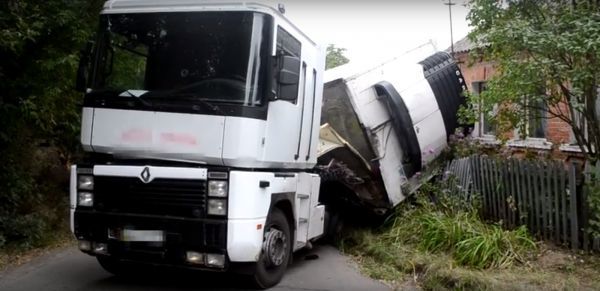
[413,209,535,269]
[374,194,536,270]
[454,224,534,269]
[340,187,544,289]
[342,182,600,290]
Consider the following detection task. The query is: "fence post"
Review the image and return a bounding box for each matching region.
[541,162,548,239]
[483,157,493,219]
[531,162,541,235]
[513,160,525,224]
[527,162,537,232]
[471,156,480,202]
[495,159,503,222]
[509,159,517,228]
[559,164,567,246]
[582,162,593,252]
[497,159,506,223]
[553,162,560,245]
[569,163,579,250]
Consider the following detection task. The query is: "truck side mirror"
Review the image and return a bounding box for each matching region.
[276,55,300,101]
[75,41,94,92]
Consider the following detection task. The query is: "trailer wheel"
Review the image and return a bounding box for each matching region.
[251,208,291,289]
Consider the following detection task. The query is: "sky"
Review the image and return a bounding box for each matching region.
[263,0,471,65]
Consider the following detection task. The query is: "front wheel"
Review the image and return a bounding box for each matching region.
[251,208,292,289]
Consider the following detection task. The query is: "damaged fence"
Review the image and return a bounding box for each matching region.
[444,155,600,252]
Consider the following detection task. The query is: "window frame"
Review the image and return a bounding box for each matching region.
[473,81,497,138]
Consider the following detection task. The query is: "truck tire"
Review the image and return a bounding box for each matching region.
[251,208,291,289]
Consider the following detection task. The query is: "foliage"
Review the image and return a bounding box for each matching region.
[0,0,104,249]
[325,44,350,70]
[340,183,600,290]
[584,162,600,238]
[384,188,536,270]
[466,0,600,163]
[445,131,500,159]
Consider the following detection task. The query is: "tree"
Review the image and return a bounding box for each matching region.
[0,0,104,247]
[466,0,600,163]
[326,44,350,69]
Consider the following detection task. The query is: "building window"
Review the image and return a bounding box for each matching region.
[473,81,496,137]
[524,96,547,139]
[506,93,551,150]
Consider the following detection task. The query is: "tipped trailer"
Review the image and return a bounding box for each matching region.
[70,0,466,288]
[319,51,467,214]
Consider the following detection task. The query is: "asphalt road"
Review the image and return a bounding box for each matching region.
[0,245,390,291]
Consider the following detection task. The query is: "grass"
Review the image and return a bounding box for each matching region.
[341,191,600,290]
[0,224,73,271]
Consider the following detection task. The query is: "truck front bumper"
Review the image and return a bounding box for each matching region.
[74,210,229,270]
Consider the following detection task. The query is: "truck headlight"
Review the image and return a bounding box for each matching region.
[78,175,94,190]
[208,181,228,197]
[205,253,225,268]
[207,199,227,216]
[78,192,94,207]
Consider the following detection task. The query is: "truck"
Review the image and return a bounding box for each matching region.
[70,0,467,288]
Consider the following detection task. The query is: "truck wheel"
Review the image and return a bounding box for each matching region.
[251,208,291,289]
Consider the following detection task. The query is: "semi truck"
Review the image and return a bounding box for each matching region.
[70,0,466,288]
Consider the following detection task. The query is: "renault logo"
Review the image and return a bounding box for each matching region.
[140,167,152,183]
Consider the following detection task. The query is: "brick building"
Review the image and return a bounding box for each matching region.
[451,36,582,159]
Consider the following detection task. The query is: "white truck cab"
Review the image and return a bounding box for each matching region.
[70,0,468,288]
[71,1,325,288]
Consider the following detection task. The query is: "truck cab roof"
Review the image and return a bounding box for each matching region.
[102,0,317,46]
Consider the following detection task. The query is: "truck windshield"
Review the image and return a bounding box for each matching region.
[91,11,271,106]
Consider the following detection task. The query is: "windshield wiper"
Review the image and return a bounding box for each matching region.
[143,92,224,114]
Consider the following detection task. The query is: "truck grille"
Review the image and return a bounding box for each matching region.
[94,177,207,218]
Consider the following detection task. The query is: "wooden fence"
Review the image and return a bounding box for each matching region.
[444,155,600,252]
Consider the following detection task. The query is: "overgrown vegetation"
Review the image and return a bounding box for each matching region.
[584,164,600,238]
[465,0,600,163]
[342,182,600,290]
[0,0,104,251]
[461,0,600,248]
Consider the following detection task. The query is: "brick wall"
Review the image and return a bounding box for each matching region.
[547,102,573,144]
[455,51,496,91]
[453,51,573,146]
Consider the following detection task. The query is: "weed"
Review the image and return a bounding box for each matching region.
[340,182,566,290]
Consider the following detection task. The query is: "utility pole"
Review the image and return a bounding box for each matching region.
[444,0,456,55]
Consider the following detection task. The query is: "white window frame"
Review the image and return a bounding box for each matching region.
[508,94,551,150]
[472,81,499,144]
[562,87,600,152]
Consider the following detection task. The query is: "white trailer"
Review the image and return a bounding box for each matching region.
[319,49,467,213]
[70,0,466,288]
